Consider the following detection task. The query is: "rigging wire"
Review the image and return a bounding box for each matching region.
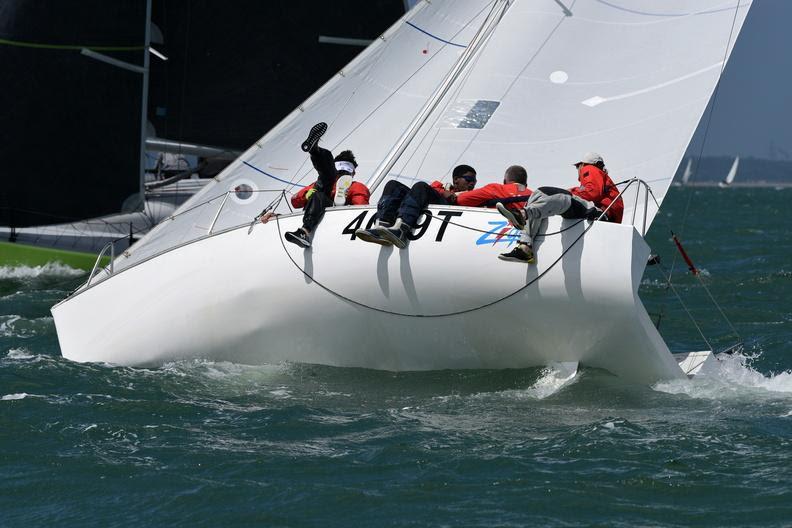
[671,2,743,279]
[284,2,498,191]
[645,185,742,347]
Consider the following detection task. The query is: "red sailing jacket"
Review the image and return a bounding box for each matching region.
[291,180,370,209]
[455,182,533,208]
[570,165,623,223]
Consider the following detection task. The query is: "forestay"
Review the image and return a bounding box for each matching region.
[117,0,751,273]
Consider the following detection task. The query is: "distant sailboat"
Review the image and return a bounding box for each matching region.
[674,158,693,187]
[719,156,739,187]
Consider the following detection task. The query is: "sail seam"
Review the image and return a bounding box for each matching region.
[593,0,744,18]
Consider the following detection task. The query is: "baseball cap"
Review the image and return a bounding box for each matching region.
[574,152,603,166]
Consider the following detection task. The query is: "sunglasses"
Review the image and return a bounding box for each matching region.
[459,174,477,183]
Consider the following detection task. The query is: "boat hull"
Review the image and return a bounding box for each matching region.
[52,206,685,384]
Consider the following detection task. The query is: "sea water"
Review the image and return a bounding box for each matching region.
[1,188,790,526]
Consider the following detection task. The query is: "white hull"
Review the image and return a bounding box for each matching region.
[52,206,685,384]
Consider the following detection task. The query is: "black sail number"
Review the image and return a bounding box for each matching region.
[342,209,462,242]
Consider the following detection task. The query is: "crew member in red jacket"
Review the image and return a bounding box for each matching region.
[355,164,477,248]
[570,152,623,223]
[497,152,620,264]
[284,123,370,248]
[456,165,532,208]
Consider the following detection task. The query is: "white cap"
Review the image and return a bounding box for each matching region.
[574,152,603,165]
[334,161,356,174]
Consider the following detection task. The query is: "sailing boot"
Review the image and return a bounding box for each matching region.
[498,243,535,264]
[373,219,410,249]
[285,227,312,249]
[496,202,526,230]
[301,122,328,152]
[356,220,393,246]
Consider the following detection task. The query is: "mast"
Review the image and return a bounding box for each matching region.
[366,0,512,192]
[139,0,153,201]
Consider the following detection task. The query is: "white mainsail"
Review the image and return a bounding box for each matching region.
[115,0,752,273]
[52,0,756,382]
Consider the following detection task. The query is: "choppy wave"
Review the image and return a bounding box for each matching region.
[0,315,54,338]
[0,262,84,279]
[654,352,792,399]
[1,392,29,400]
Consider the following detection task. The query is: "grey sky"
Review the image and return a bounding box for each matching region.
[688,0,792,160]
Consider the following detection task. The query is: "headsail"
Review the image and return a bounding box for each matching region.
[117,0,754,272]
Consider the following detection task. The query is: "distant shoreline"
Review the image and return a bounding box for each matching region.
[674,182,792,188]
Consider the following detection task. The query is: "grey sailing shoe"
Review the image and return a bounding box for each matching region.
[496,202,526,230]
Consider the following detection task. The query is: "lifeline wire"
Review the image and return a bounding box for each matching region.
[274,210,599,318]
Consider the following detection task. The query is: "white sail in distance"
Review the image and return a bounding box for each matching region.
[117,0,753,273]
[682,158,693,185]
[725,156,739,185]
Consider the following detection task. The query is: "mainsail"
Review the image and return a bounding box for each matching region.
[118,0,753,272]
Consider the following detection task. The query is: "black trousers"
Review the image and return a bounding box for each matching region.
[302,146,337,232]
[377,180,448,227]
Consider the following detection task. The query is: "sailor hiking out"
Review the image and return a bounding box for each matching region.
[497,152,623,264]
[455,165,533,208]
[355,164,477,248]
[284,122,370,248]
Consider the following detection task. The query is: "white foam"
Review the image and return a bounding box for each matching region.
[483,362,579,401]
[5,347,36,360]
[2,393,29,401]
[0,262,84,279]
[654,352,792,399]
[525,362,579,399]
[0,316,53,338]
[0,315,21,336]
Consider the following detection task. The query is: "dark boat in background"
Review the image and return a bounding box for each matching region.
[0,0,404,269]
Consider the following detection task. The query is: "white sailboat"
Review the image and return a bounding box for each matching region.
[51,0,753,384]
[675,158,693,186]
[719,156,740,187]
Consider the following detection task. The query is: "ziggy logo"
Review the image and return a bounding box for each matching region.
[476,221,521,246]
